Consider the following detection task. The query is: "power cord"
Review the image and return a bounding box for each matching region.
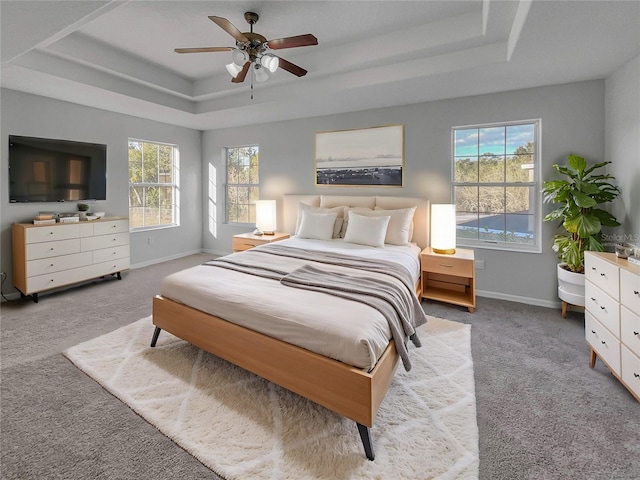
[1,272,9,302]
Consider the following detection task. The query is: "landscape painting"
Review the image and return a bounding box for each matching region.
[315,124,404,186]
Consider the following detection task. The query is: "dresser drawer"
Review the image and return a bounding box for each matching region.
[585,252,619,299]
[93,219,129,236]
[585,280,620,336]
[93,245,130,264]
[26,224,80,244]
[27,252,93,277]
[586,312,621,375]
[621,305,640,355]
[26,238,81,260]
[81,232,129,251]
[621,345,640,400]
[90,257,130,277]
[620,269,640,314]
[421,255,474,277]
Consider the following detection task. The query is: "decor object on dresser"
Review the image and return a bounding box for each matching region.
[421,247,476,312]
[12,218,130,302]
[585,251,640,402]
[542,154,620,314]
[174,12,317,85]
[64,314,478,479]
[315,125,404,186]
[232,231,290,252]
[431,204,457,254]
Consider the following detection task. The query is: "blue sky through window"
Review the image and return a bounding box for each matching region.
[455,124,534,157]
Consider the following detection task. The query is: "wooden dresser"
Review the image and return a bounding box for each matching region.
[585,251,640,401]
[12,217,130,302]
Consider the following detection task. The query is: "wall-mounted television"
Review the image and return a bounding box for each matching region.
[8,135,107,203]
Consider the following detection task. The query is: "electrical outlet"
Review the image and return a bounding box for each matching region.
[474,259,485,270]
[147,237,154,246]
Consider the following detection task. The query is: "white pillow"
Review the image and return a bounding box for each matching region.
[343,212,391,248]
[296,203,344,238]
[339,207,374,238]
[297,211,338,240]
[373,206,416,245]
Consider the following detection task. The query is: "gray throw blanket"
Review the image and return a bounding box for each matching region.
[205,244,427,371]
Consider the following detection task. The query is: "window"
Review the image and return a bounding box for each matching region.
[452,119,541,252]
[128,139,179,229]
[225,145,259,224]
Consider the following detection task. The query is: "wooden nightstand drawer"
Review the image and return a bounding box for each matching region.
[422,255,474,277]
[232,232,290,252]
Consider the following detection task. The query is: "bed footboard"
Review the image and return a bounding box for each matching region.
[151,295,399,459]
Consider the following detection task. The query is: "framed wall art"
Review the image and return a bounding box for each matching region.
[315,124,404,186]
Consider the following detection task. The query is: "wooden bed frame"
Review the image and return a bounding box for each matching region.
[151,195,430,460]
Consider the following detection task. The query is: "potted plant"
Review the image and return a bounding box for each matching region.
[542,154,620,313]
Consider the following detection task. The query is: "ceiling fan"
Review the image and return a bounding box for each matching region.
[175,12,318,84]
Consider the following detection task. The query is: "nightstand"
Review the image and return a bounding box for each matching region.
[421,247,476,312]
[232,232,290,252]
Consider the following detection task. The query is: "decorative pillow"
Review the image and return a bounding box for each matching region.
[339,207,374,238]
[296,203,344,238]
[373,206,417,245]
[343,212,391,248]
[297,211,338,241]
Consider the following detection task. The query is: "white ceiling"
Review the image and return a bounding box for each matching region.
[2,1,639,130]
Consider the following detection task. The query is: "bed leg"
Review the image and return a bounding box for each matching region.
[150,326,162,347]
[356,422,375,461]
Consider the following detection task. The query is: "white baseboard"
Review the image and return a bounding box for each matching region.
[476,289,562,309]
[130,249,206,269]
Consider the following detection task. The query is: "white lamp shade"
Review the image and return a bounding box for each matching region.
[255,200,277,234]
[431,204,457,254]
[261,54,279,73]
[225,62,243,77]
[231,48,248,66]
[253,64,269,82]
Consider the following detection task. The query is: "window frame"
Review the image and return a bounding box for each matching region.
[224,145,260,226]
[451,119,542,253]
[128,138,179,232]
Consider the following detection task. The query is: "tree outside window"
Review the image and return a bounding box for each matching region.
[452,120,541,252]
[226,146,259,224]
[129,139,178,229]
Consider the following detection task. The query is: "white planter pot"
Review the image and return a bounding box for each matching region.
[557,263,585,306]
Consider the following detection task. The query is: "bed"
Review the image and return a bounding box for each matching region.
[151,194,430,460]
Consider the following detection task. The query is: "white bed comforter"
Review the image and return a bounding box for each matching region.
[159,237,421,371]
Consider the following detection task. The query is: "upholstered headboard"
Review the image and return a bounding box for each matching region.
[282,194,430,249]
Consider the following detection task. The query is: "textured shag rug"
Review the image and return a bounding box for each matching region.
[64,315,478,479]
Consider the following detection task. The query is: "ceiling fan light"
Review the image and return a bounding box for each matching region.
[261,54,279,73]
[226,62,243,77]
[231,48,248,66]
[253,64,269,83]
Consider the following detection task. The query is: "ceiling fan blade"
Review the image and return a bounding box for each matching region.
[276,57,308,77]
[231,62,251,83]
[267,34,318,50]
[209,16,249,43]
[174,47,233,54]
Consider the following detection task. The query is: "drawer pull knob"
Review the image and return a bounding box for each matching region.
[600,306,606,310]
[634,290,639,295]
[49,231,54,235]
[590,297,596,302]
[635,373,640,378]
[634,331,639,336]
[50,247,54,251]
[600,273,606,277]
[439,264,454,268]
[50,264,54,267]
[601,341,606,345]
[50,279,54,282]
[591,330,596,334]
[591,267,596,270]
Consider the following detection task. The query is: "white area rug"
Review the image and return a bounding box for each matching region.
[64,316,479,479]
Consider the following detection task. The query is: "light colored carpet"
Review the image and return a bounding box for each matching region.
[64,315,478,480]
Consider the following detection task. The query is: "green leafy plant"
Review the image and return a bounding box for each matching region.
[542,154,620,273]
[77,203,90,211]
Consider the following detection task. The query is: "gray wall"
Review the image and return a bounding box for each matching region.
[605,54,640,249]
[0,89,203,297]
[203,80,610,308]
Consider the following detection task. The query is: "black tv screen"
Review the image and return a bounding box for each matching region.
[8,135,107,203]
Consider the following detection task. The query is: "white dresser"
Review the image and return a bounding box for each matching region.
[585,251,640,401]
[12,217,130,302]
